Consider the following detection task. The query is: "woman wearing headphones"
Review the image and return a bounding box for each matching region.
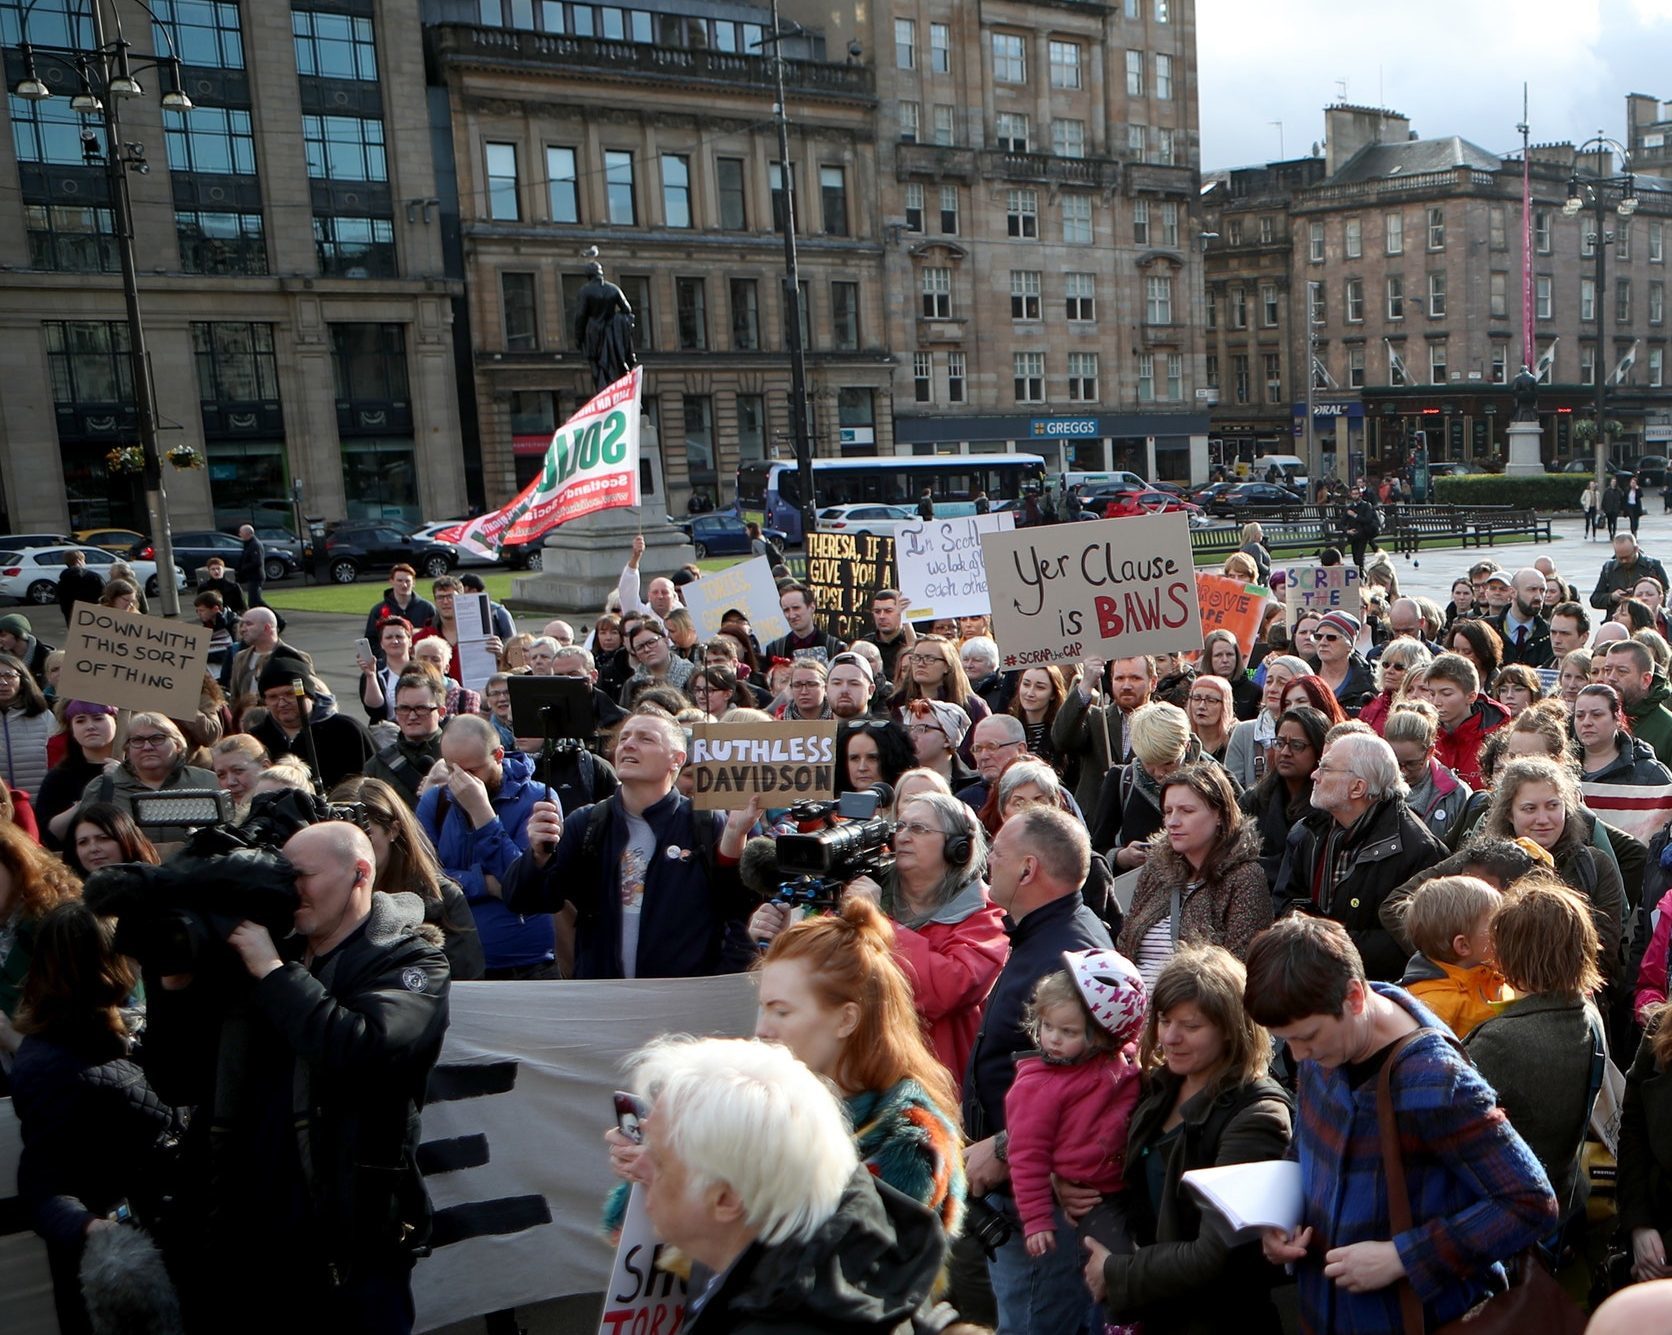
[750,790,1007,1091]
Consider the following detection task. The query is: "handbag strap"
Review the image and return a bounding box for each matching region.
[1375,1028,1431,1335]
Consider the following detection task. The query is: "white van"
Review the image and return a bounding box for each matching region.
[1251,455,1310,492]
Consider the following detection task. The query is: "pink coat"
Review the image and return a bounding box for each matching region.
[1004,1046,1142,1235]
[893,892,1009,1092]
[1635,885,1672,1020]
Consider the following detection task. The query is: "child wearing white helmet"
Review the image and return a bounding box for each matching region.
[1003,948,1148,1297]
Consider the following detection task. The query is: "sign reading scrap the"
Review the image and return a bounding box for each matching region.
[896,512,1016,622]
[687,721,838,809]
[803,532,894,643]
[980,513,1204,669]
[55,602,211,718]
[1282,563,1361,628]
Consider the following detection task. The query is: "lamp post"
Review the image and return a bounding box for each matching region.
[1563,134,1638,493]
[14,0,193,616]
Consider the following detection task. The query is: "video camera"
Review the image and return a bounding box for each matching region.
[770,783,895,913]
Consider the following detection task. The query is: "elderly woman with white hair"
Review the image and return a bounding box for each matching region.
[1091,701,1205,870]
[1358,638,1433,735]
[960,634,1010,714]
[1223,653,1310,789]
[75,711,218,847]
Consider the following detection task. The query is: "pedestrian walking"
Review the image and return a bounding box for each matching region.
[236,524,268,609]
[1603,480,1624,540]
[1581,480,1600,540]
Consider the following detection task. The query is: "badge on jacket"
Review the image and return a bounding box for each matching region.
[401,966,427,993]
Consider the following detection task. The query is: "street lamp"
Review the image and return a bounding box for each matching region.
[12,0,194,616]
[1564,133,1638,492]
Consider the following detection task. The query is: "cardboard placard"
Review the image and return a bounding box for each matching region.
[56,601,211,719]
[897,512,1016,622]
[687,720,838,809]
[803,531,894,644]
[682,555,789,644]
[1282,564,1361,628]
[1196,572,1271,660]
[596,1184,686,1335]
[980,513,1203,669]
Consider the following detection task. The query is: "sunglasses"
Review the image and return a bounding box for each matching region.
[1314,631,1343,642]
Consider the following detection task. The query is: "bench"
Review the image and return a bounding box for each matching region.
[1387,507,1551,555]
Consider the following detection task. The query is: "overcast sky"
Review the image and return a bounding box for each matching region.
[1196,0,1672,170]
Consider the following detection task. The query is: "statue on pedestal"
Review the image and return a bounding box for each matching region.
[572,257,640,394]
[1510,364,1539,422]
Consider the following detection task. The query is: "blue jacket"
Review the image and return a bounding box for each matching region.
[417,750,554,970]
[502,787,750,979]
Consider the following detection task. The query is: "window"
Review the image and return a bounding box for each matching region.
[1052,120,1085,158]
[930,23,950,72]
[1007,189,1038,238]
[716,157,746,230]
[675,276,707,349]
[1489,271,1507,318]
[192,322,278,402]
[1309,220,1324,263]
[1619,279,1632,324]
[486,142,520,220]
[1581,344,1596,386]
[1582,227,1596,259]
[947,351,966,402]
[1232,354,1250,404]
[1429,341,1448,384]
[770,161,793,233]
[1261,283,1278,327]
[166,105,257,176]
[993,32,1026,83]
[46,321,131,406]
[1160,202,1179,246]
[795,280,812,350]
[737,393,766,462]
[1258,215,1275,244]
[905,183,924,233]
[1065,272,1095,321]
[1348,347,1365,388]
[1230,286,1247,329]
[1155,0,1170,18]
[9,94,90,165]
[1536,275,1552,320]
[1385,211,1403,255]
[1067,352,1098,401]
[501,271,539,350]
[1127,123,1146,157]
[1133,200,1150,245]
[899,101,919,142]
[1167,352,1183,400]
[1145,274,1173,323]
[996,112,1030,152]
[1386,276,1404,320]
[1010,270,1042,320]
[292,9,377,80]
[1652,281,1665,325]
[914,352,933,403]
[25,204,117,273]
[661,154,691,227]
[1062,194,1092,244]
[1344,218,1362,258]
[1205,287,1217,329]
[921,267,951,318]
[301,113,384,181]
[1205,354,1218,389]
[730,278,759,350]
[939,186,959,234]
[1013,351,1045,403]
[1619,224,1631,261]
[1050,41,1081,88]
[683,395,714,486]
[895,18,915,69]
[1426,207,1445,250]
[820,166,848,235]
[1489,206,1506,250]
[1388,343,1407,386]
[1264,353,1282,404]
[605,150,635,224]
[932,105,955,145]
[1157,129,1176,165]
[1534,209,1551,254]
[1155,53,1172,99]
[1491,343,1507,382]
[173,208,265,275]
[831,281,860,349]
[1125,50,1143,97]
[1652,346,1665,388]
[312,215,396,277]
[1345,278,1364,322]
[547,146,579,222]
[1427,272,1446,318]
[154,0,243,70]
[1137,354,1154,402]
[1653,221,1665,263]
[1309,282,1325,325]
[1581,278,1596,322]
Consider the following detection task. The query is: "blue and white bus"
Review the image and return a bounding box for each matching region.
[734,454,1048,541]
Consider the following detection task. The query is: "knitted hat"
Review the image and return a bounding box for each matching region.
[257,655,313,697]
[62,699,118,721]
[0,613,32,638]
[910,698,970,750]
[1317,610,1361,640]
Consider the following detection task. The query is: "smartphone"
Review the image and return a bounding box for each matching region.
[614,1090,649,1144]
[354,636,374,666]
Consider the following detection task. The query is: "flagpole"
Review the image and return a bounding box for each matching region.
[1519,86,1534,372]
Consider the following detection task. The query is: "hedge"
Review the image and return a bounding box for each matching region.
[1431,474,1586,509]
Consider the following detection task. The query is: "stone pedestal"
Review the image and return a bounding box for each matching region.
[510,417,694,613]
[1503,420,1545,477]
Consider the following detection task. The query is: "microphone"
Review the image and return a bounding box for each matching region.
[739,836,781,899]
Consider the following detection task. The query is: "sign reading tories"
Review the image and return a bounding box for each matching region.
[803,531,894,644]
[1282,563,1361,628]
[981,513,1203,668]
[897,512,1016,622]
[681,554,789,644]
[1195,572,1270,660]
[56,601,212,719]
[687,721,838,809]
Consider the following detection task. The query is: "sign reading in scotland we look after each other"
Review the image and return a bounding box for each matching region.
[896,512,1016,623]
[980,513,1204,669]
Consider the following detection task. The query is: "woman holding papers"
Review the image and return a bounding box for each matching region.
[1082,944,1291,1334]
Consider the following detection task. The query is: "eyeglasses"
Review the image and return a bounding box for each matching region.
[127,734,171,749]
[0,671,19,683]
[791,680,824,690]
[1188,693,1224,706]
[631,636,664,654]
[846,719,894,732]
[1270,736,1313,753]
[904,724,940,736]
[896,820,942,838]
[394,704,440,717]
[908,654,946,666]
[971,740,1023,754]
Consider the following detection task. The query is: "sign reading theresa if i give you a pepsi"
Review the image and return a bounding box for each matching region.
[981,513,1203,668]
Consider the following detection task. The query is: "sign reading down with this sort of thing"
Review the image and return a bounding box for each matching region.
[56,601,212,719]
[980,513,1204,669]
[686,721,838,810]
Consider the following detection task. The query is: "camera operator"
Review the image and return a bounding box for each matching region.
[501,712,757,978]
[141,820,450,1334]
[749,792,1007,1096]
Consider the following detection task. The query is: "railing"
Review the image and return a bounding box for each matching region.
[979,149,1121,188]
[1298,168,1504,207]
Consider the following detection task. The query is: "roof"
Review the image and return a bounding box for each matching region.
[1328,135,1502,184]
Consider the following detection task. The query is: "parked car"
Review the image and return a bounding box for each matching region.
[0,533,71,551]
[252,525,314,562]
[813,503,920,539]
[0,544,184,605]
[412,521,544,571]
[321,524,457,585]
[1556,460,1635,481]
[679,513,789,559]
[1208,482,1305,516]
[1100,488,1204,520]
[1146,481,1189,500]
[1636,455,1670,486]
[131,529,300,583]
[1426,462,1486,477]
[73,527,145,554]
[1190,481,1237,507]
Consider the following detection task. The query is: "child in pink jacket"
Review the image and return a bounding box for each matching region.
[1004,948,1147,1259]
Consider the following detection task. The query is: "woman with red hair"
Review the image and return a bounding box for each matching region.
[1279,673,1348,727]
[0,820,81,1033]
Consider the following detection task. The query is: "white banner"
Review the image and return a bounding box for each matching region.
[1580,781,1672,846]
[682,555,789,644]
[897,512,1015,622]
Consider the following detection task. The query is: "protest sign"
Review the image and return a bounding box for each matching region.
[682,555,788,644]
[896,512,1016,622]
[687,720,838,809]
[596,1185,686,1335]
[55,601,211,718]
[1282,563,1360,628]
[442,368,642,556]
[1195,572,1270,659]
[804,531,894,643]
[456,591,498,693]
[980,513,1202,669]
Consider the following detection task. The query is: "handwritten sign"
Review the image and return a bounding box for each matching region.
[56,602,211,718]
[687,720,838,809]
[804,532,894,644]
[897,513,1016,622]
[682,555,788,644]
[980,513,1203,669]
[596,1184,687,1335]
[1282,564,1361,629]
[1196,573,1270,660]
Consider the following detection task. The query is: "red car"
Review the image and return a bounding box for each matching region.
[1101,488,1203,519]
